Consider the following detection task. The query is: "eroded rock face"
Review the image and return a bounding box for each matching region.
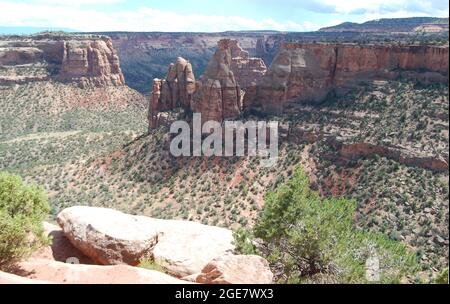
[149,57,196,128]
[56,206,235,277]
[192,39,243,122]
[255,43,449,113]
[195,255,273,284]
[57,37,125,87]
[0,33,125,87]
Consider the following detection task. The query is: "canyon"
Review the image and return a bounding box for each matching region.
[0,26,448,283]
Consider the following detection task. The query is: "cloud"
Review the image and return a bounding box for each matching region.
[0,1,320,32]
[0,0,447,32]
[311,0,448,16]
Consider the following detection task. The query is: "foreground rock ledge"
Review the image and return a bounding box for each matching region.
[57,206,235,277]
[16,259,189,284]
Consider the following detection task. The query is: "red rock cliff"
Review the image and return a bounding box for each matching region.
[0,33,125,88]
[255,43,449,113]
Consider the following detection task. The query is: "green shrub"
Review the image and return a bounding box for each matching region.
[0,172,50,270]
[236,168,418,284]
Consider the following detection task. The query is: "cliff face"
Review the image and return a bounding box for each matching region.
[149,57,196,129]
[0,33,125,87]
[255,43,449,113]
[192,39,243,122]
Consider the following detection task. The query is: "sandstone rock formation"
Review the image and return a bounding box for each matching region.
[149,57,196,128]
[255,43,449,113]
[151,57,196,112]
[148,39,266,129]
[0,33,125,87]
[57,37,125,87]
[195,255,273,284]
[57,207,160,266]
[56,206,235,277]
[17,259,188,284]
[192,39,243,122]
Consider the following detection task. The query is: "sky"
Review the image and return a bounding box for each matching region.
[0,0,448,32]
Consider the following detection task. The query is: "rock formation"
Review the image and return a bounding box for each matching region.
[192,39,243,122]
[57,206,235,277]
[0,33,125,87]
[149,39,266,128]
[57,37,125,87]
[149,57,196,128]
[254,43,449,113]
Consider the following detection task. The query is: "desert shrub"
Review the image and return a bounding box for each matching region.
[433,268,449,284]
[235,168,418,284]
[0,172,50,270]
[139,258,167,274]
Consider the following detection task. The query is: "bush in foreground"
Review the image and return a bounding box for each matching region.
[235,168,418,283]
[0,172,50,270]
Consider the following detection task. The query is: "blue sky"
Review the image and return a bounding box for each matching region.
[0,0,448,32]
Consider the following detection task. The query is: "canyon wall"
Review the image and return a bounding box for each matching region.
[254,43,449,113]
[0,33,125,87]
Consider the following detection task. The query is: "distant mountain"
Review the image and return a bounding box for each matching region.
[0,26,77,35]
[319,17,449,33]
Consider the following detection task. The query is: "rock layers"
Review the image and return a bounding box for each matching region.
[149,39,267,129]
[254,43,449,113]
[149,57,196,128]
[192,39,243,122]
[0,33,125,87]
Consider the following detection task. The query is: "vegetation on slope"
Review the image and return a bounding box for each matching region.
[235,168,418,284]
[0,172,50,270]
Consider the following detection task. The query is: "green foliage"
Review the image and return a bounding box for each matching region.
[0,172,50,270]
[139,258,167,274]
[433,268,449,284]
[236,168,418,284]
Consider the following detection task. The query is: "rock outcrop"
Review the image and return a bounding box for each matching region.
[192,39,243,122]
[149,57,196,128]
[57,207,160,266]
[0,33,125,87]
[195,255,273,284]
[149,39,266,129]
[255,43,449,113]
[57,206,235,277]
[17,260,188,284]
[57,37,125,87]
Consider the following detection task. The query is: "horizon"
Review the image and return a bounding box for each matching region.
[0,0,448,33]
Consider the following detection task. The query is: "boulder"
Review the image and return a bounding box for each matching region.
[30,222,94,264]
[148,218,235,278]
[16,259,188,284]
[195,255,273,284]
[57,207,159,266]
[57,206,234,277]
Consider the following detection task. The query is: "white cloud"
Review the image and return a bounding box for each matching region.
[0,0,447,32]
[314,0,448,17]
[0,1,320,32]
